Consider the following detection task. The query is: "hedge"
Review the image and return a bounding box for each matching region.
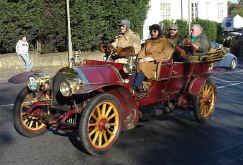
[160,19,224,43]
[0,0,150,54]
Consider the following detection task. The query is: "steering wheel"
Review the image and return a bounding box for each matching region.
[100,44,118,61]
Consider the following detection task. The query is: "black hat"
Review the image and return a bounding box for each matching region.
[149,24,162,38]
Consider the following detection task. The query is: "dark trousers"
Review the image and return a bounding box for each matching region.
[131,71,145,90]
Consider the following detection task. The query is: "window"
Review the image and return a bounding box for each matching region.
[205,2,211,19]
[160,2,171,20]
[192,2,198,20]
[217,3,224,20]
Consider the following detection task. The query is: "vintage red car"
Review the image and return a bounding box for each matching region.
[10,46,224,155]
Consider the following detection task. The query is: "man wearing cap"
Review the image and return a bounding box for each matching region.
[167,24,185,61]
[131,24,174,93]
[111,19,141,56]
[167,24,184,48]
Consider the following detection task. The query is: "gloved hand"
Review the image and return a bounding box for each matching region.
[117,46,135,57]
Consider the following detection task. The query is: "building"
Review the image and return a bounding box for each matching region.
[143,0,228,40]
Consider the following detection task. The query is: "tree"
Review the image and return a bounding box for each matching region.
[0,0,150,53]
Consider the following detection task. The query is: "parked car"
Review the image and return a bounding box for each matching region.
[214,52,238,70]
[211,42,238,70]
[9,45,225,155]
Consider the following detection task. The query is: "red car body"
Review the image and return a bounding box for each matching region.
[11,52,223,155]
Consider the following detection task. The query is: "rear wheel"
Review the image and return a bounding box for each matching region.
[79,94,123,155]
[13,87,49,137]
[229,59,237,70]
[193,80,216,123]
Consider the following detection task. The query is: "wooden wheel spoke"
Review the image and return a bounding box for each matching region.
[204,106,209,116]
[105,106,113,117]
[89,127,98,137]
[91,113,98,121]
[103,131,108,143]
[92,131,99,144]
[88,123,97,127]
[24,119,29,125]
[96,107,101,118]
[109,122,117,126]
[107,113,116,121]
[200,98,205,105]
[33,97,38,103]
[22,104,31,109]
[29,120,34,128]
[25,94,32,103]
[98,132,102,146]
[106,128,114,135]
[101,103,107,116]
[36,120,39,128]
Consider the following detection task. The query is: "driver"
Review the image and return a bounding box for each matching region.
[111,19,141,58]
[131,24,174,93]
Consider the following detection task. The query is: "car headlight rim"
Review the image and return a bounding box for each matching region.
[60,80,72,97]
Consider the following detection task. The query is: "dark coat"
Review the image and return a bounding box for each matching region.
[192,34,211,56]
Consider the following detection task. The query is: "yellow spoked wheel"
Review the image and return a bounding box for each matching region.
[79,94,123,155]
[193,79,216,122]
[13,87,49,137]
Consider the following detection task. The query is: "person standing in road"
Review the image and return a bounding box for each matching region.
[16,36,32,71]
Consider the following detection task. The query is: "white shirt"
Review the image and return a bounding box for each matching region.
[16,40,29,55]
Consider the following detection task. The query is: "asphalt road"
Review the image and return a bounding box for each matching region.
[0,67,243,165]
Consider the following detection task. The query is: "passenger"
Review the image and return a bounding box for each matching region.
[167,24,184,48]
[111,19,141,58]
[131,24,174,93]
[185,24,211,56]
[167,24,185,61]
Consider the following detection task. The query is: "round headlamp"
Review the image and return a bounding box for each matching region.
[123,63,136,74]
[27,76,39,91]
[60,80,72,97]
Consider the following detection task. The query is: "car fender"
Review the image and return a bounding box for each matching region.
[107,87,139,130]
[8,71,35,84]
[188,77,207,96]
[57,65,124,94]
[224,53,237,66]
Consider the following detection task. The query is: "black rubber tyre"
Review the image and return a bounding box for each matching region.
[193,79,216,123]
[79,93,123,155]
[13,87,48,137]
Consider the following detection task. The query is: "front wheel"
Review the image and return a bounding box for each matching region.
[13,87,49,137]
[193,79,216,123]
[79,93,123,155]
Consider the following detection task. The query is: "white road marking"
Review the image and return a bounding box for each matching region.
[0,104,14,107]
[211,71,243,89]
[211,76,241,83]
[217,82,243,89]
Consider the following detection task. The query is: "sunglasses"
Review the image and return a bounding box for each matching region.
[150,30,158,33]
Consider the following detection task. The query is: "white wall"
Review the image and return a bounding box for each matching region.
[142,0,228,40]
[142,0,161,40]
